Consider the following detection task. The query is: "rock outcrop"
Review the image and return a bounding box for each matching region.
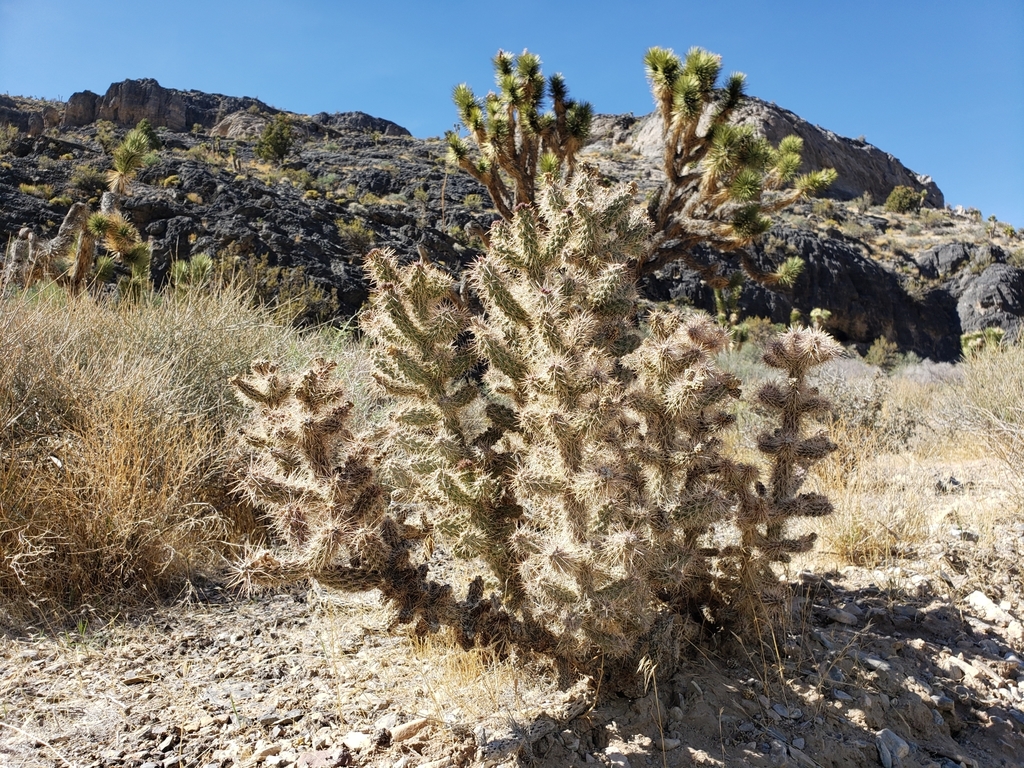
[586,97,943,209]
[63,78,275,131]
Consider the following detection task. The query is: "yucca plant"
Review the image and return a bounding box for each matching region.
[233,173,840,681]
[446,49,593,220]
[106,128,151,196]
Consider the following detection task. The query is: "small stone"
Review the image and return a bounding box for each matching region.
[275,709,304,726]
[390,717,430,742]
[739,722,755,733]
[966,590,1014,627]
[792,737,804,750]
[258,710,281,727]
[772,703,790,719]
[659,737,681,750]
[828,608,859,625]
[341,731,372,752]
[667,706,685,723]
[876,729,910,768]
[157,736,176,753]
[834,689,853,701]
[253,744,282,760]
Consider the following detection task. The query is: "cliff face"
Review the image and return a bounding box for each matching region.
[1,79,1020,359]
[585,97,942,210]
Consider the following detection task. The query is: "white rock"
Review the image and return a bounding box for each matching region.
[966,590,1014,627]
[341,731,373,752]
[390,718,430,742]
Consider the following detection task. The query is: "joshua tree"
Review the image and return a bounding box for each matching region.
[446,50,593,220]
[448,46,836,292]
[638,46,836,284]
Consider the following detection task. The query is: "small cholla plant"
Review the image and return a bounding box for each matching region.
[233,172,841,678]
[230,359,520,644]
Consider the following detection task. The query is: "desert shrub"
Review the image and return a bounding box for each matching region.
[19,183,54,199]
[0,284,328,612]
[255,114,294,165]
[864,336,900,371]
[851,192,873,213]
[0,123,18,153]
[336,218,375,254]
[463,193,484,210]
[95,120,117,153]
[940,343,1024,511]
[216,249,339,326]
[71,164,107,195]
[840,220,875,240]
[884,185,926,214]
[232,175,841,681]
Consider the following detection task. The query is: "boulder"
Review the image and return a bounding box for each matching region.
[915,242,972,280]
[642,225,962,361]
[957,263,1024,342]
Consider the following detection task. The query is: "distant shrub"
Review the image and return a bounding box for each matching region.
[884,185,926,214]
[851,191,873,213]
[19,183,54,199]
[0,123,17,154]
[336,217,375,254]
[463,192,484,210]
[95,120,117,153]
[864,337,900,371]
[254,114,294,165]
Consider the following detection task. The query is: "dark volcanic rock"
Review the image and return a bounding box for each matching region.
[63,78,276,131]
[958,263,1024,342]
[312,111,410,137]
[916,242,973,280]
[643,225,963,361]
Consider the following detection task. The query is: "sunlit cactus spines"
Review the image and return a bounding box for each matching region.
[233,173,843,682]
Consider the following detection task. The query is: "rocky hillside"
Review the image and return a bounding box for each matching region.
[2,78,1021,360]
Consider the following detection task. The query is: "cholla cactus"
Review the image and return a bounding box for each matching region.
[235,173,841,678]
[230,358,525,645]
[362,172,838,665]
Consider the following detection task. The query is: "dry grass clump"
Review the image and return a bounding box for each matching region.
[0,283,368,616]
[941,343,1024,502]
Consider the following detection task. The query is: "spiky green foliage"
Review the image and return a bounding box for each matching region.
[234,175,840,677]
[255,114,294,165]
[446,49,593,220]
[641,46,836,282]
[169,253,214,295]
[106,128,151,196]
[134,118,162,150]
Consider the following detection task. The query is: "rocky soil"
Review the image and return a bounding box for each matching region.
[3,79,1023,358]
[2,457,1023,768]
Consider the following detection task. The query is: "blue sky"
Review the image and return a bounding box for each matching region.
[2,0,1021,225]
